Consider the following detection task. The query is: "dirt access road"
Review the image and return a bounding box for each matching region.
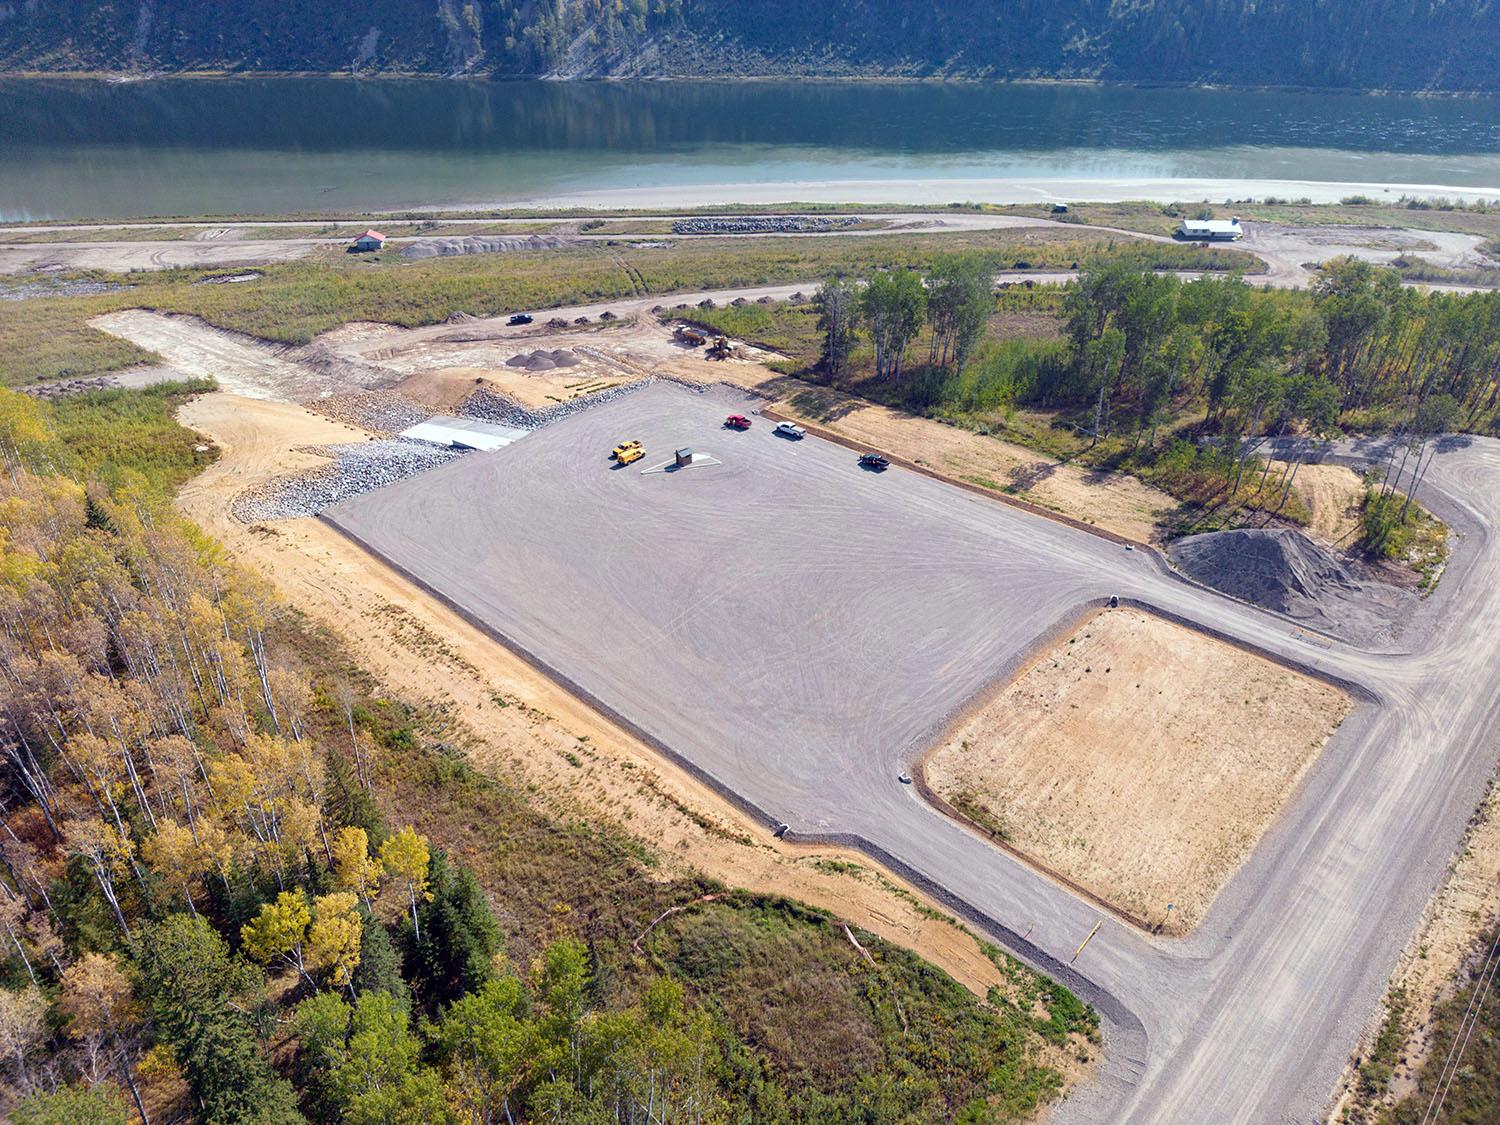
[0,211,1047,272]
[5,209,1491,288]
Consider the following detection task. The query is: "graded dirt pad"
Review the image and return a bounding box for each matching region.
[323,380,1147,834]
[1170,527,1416,646]
[923,607,1352,933]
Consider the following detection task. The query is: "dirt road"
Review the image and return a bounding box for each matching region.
[8,209,1491,288]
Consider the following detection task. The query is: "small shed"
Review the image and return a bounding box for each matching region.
[675,447,694,468]
[351,229,387,252]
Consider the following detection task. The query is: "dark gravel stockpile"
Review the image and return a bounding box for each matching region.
[1169,528,1415,646]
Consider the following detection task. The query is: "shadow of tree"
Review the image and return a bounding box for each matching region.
[1007,461,1058,491]
[780,385,865,425]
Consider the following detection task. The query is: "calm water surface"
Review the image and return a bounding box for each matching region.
[4,79,1500,219]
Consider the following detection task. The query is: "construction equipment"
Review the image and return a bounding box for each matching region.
[706,336,733,360]
[615,445,645,466]
[610,439,642,461]
[724,414,751,430]
[674,325,707,347]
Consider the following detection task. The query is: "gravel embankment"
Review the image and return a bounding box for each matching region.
[309,390,430,433]
[458,379,652,430]
[233,440,464,522]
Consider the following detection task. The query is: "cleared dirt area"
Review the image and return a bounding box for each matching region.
[922,606,1351,933]
[0,238,328,273]
[173,391,1023,1002]
[1284,460,1367,549]
[763,381,1172,543]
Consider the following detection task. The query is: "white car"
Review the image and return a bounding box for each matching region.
[773,421,806,439]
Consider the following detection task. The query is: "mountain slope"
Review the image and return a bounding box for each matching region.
[2,0,1498,92]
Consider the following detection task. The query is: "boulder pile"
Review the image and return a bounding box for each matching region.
[671,216,860,235]
[460,380,651,431]
[233,440,464,522]
[310,390,429,433]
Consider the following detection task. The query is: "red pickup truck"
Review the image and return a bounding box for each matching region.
[724,414,752,429]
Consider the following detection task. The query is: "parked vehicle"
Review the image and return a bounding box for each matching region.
[724,414,752,430]
[508,313,534,325]
[610,440,642,460]
[773,421,806,439]
[859,453,890,470]
[615,445,645,466]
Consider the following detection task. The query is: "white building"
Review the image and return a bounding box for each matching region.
[1178,217,1244,241]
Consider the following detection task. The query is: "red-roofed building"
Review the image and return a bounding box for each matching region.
[351,230,386,252]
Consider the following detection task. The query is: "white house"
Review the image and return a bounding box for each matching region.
[1178,217,1244,241]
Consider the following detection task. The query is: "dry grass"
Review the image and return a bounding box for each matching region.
[922,607,1352,933]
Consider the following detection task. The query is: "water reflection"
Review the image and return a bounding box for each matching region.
[3,78,1500,218]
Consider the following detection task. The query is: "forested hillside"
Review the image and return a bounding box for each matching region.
[3,0,1499,92]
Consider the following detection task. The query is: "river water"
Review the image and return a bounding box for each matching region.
[5,78,1500,220]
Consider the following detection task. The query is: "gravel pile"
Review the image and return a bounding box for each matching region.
[460,380,652,430]
[310,391,429,433]
[505,349,581,371]
[671,216,859,235]
[1170,527,1416,646]
[234,440,463,522]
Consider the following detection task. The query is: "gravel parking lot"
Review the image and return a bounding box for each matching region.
[324,381,1133,830]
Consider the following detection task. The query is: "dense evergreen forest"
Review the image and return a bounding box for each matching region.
[3,0,1498,92]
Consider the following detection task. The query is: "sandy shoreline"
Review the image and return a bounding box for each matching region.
[505,175,1500,211]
